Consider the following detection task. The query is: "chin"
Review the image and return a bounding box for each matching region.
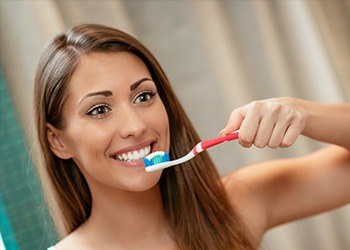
[122,170,163,192]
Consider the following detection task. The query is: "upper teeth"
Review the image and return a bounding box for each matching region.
[113,145,151,162]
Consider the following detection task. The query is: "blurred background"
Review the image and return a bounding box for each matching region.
[0,0,349,249]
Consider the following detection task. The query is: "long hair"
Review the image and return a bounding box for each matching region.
[34,24,253,249]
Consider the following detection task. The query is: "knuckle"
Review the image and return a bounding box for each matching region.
[293,114,301,123]
[269,104,281,114]
[249,101,262,111]
[254,141,266,148]
[285,112,294,122]
[268,140,279,148]
[268,143,279,149]
[229,109,238,118]
[239,140,252,148]
[296,112,307,124]
[239,134,252,144]
[281,139,292,147]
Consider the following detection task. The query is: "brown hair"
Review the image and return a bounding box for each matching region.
[34,24,253,249]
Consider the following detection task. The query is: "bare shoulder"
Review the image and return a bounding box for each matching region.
[54,226,89,250]
[220,155,310,241]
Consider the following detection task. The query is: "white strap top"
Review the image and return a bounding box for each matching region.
[47,246,56,250]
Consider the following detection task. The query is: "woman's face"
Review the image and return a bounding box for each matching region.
[56,52,170,192]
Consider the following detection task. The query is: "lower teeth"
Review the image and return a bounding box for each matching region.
[113,157,140,162]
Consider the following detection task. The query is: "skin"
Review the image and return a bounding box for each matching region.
[220,98,350,245]
[47,52,350,249]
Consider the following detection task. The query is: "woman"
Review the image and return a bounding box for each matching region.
[33,24,350,250]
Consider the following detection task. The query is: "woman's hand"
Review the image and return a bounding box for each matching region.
[220,97,308,148]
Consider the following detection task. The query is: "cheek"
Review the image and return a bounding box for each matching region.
[63,122,113,159]
[153,102,170,138]
[158,105,169,130]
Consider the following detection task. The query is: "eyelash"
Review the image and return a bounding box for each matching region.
[85,103,111,117]
[133,90,156,104]
[85,90,157,117]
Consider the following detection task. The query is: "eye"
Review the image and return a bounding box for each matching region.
[86,103,111,117]
[133,91,156,104]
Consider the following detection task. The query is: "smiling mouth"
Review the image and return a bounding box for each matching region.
[111,145,152,162]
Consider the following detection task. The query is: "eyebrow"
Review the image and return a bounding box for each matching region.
[79,77,152,104]
[79,90,113,104]
[130,77,152,91]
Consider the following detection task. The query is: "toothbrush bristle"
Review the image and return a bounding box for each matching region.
[143,151,170,167]
[151,155,164,164]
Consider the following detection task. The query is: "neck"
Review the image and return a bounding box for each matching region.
[79,180,174,248]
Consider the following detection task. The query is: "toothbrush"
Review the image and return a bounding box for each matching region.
[143,131,239,172]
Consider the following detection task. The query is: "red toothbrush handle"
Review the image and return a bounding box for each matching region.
[201,131,239,150]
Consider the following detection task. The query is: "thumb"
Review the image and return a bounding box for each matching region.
[219,108,245,136]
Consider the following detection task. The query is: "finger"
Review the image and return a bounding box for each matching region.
[281,122,304,147]
[269,106,296,148]
[268,121,290,148]
[254,116,275,148]
[239,107,261,148]
[219,108,245,136]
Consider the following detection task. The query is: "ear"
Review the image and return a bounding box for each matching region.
[46,123,73,159]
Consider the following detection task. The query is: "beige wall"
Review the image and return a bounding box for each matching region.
[1,0,349,249]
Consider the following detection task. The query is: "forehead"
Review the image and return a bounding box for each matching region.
[68,51,151,93]
[73,51,149,78]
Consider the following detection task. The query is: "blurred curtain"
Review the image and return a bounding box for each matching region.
[0,0,349,249]
[0,67,56,249]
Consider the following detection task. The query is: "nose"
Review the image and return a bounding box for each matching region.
[118,106,147,139]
